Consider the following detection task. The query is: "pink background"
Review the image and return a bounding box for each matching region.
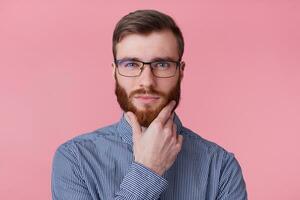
[1,1,299,199]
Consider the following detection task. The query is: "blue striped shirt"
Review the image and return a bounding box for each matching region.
[52,113,247,200]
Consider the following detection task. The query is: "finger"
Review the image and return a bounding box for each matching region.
[172,123,177,138]
[126,112,142,142]
[165,112,174,130]
[155,100,176,125]
[173,135,183,153]
[176,135,184,147]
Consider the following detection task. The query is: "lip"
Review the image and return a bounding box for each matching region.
[135,95,160,99]
[134,95,160,103]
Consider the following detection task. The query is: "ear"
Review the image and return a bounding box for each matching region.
[179,61,185,80]
[112,62,116,79]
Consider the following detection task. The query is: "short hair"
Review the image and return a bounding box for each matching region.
[112,9,184,60]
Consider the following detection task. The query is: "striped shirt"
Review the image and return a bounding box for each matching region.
[52,113,247,200]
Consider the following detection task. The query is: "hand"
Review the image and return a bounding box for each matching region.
[126,100,184,176]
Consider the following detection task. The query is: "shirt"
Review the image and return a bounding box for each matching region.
[51,113,247,200]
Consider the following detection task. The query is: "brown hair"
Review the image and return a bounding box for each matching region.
[112,10,184,60]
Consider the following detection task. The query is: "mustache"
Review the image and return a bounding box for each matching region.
[129,87,166,99]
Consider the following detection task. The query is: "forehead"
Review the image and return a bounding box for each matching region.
[115,30,179,61]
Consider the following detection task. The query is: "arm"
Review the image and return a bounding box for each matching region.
[115,162,168,199]
[51,144,167,200]
[217,153,248,200]
[51,144,93,200]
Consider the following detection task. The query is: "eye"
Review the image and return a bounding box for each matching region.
[154,62,171,69]
[121,61,140,68]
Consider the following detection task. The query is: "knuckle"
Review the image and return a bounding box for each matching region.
[173,123,177,128]
[164,128,173,137]
[154,120,163,129]
[177,141,183,150]
[171,135,177,143]
[173,125,177,133]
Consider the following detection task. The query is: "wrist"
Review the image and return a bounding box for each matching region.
[135,159,165,176]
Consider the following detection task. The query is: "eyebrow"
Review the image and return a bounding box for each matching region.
[117,56,179,62]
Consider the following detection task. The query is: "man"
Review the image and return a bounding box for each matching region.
[52,10,247,200]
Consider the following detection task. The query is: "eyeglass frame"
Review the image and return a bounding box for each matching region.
[114,58,183,78]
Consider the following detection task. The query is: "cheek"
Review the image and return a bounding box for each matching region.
[116,76,135,95]
[157,79,178,93]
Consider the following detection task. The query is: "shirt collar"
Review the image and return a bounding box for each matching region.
[116,112,183,146]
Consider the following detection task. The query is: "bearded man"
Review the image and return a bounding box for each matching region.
[52,9,247,200]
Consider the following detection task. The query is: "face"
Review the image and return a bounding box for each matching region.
[113,30,184,127]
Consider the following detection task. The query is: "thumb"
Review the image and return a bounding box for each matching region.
[126,112,142,142]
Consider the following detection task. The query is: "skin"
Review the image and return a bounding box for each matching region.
[112,30,185,175]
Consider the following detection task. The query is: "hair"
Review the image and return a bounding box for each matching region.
[112,9,184,60]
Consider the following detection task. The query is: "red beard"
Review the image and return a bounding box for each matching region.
[115,77,181,127]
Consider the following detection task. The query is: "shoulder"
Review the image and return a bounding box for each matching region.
[54,122,123,157]
[180,126,245,183]
[180,126,244,175]
[180,126,232,157]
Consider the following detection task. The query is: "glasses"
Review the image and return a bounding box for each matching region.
[115,59,181,78]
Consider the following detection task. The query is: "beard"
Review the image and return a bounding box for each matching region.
[115,76,181,127]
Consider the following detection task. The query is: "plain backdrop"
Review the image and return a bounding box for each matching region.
[1,0,299,199]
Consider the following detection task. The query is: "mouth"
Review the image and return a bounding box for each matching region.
[134,95,160,104]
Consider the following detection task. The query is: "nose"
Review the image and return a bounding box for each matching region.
[137,64,156,88]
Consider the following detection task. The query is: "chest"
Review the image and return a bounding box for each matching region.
[79,143,220,200]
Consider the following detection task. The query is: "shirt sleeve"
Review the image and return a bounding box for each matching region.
[52,143,93,200]
[115,162,168,200]
[217,152,248,200]
[51,143,168,200]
